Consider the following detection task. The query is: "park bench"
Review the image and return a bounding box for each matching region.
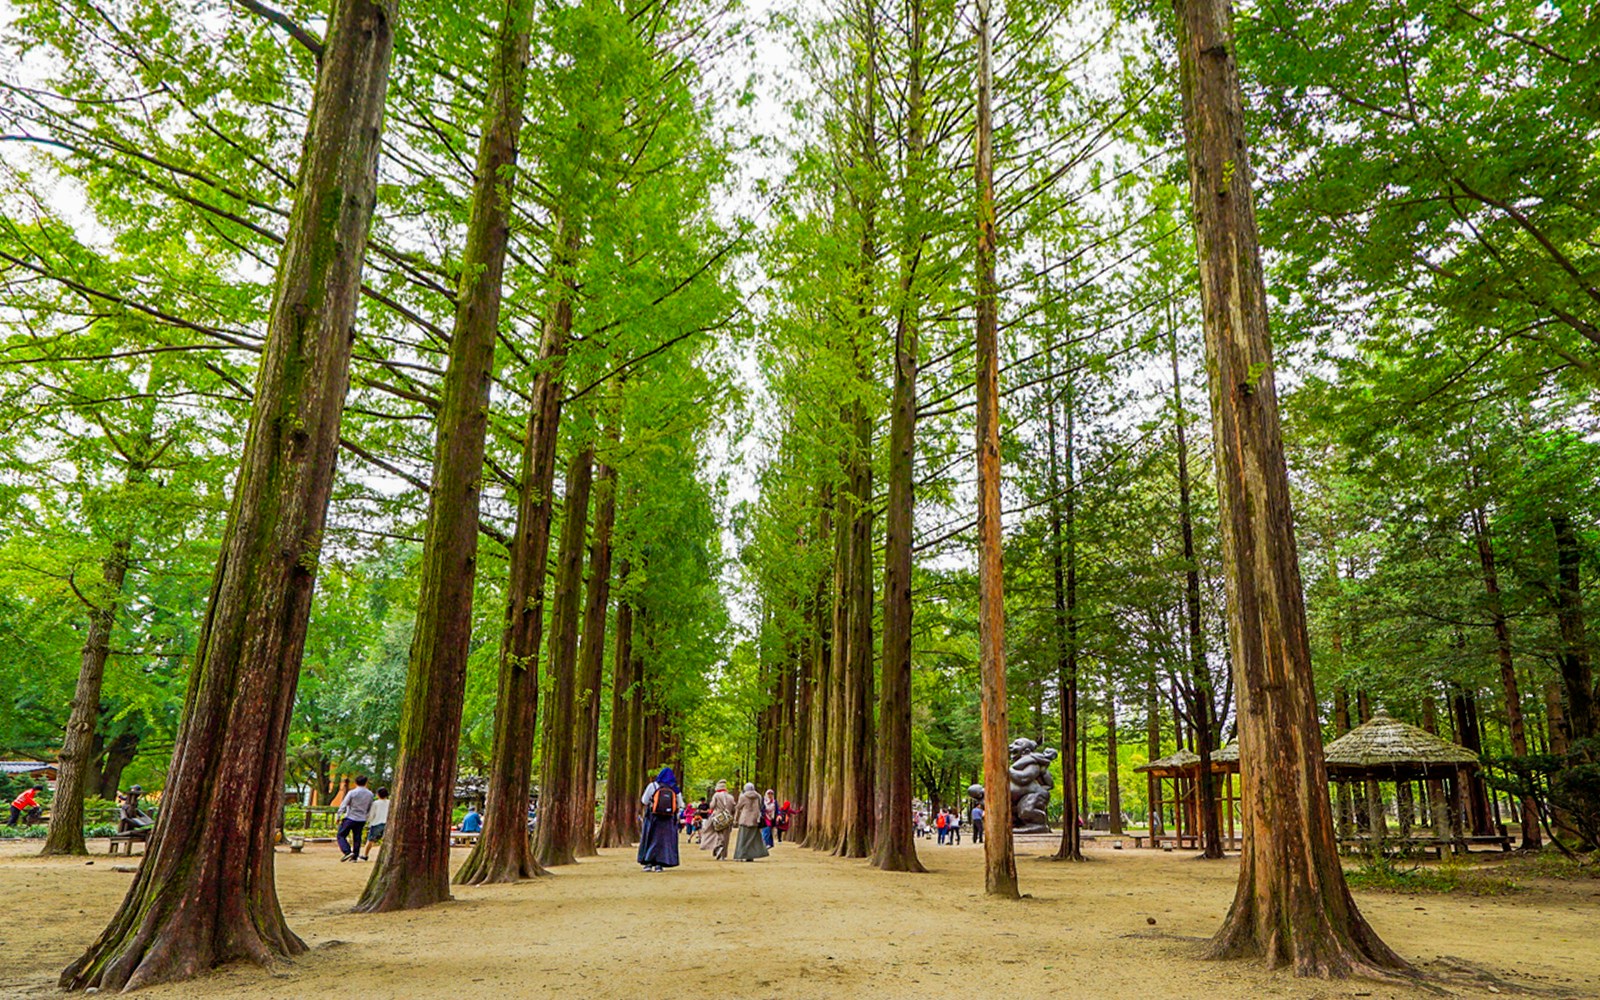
[106,832,145,856]
[1337,833,1514,858]
[450,831,480,847]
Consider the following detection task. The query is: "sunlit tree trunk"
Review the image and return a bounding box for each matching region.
[1174,0,1408,974]
[974,0,1018,899]
[61,0,397,986]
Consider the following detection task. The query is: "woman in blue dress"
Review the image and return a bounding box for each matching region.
[637,767,683,872]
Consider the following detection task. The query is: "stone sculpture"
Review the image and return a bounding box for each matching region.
[967,737,1059,833]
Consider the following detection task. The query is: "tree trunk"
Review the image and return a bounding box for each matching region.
[44,540,130,856]
[1469,507,1540,848]
[1172,306,1223,859]
[1333,688,1354,839]
[96,731,140,803]
[597,561,637,847]
[573,458,617,857]
[61,1,396,987]
[358,0,533,909]
[974,0,1018,899]
[1047,355,1082,861]
[836,404,876,859]
[1106,668,1122,836]
[1147,673,1164,835]
[1173,0,1407,973]
[870,0,925,876]
[452,219,579,887]
[533,447,595,867]
[1550,513,1597,741]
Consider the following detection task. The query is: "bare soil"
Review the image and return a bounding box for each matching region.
[1,836,1595,998]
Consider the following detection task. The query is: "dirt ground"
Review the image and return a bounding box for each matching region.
[1,835,1596,999]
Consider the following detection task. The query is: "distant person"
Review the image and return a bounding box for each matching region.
[949,809,962,845]
[638,767,683,872]
[935,809,948,845]
[459,804,483,834]
[8,784,44,826]
[336,775,375,862]
[775,800,793,843]
[971,803,984,844]
[761,789,777,849]
[117,785,153,837]
[361,787,389,860]
[702,780,737,860]
[732,783,770,862]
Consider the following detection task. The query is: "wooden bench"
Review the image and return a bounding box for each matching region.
[450,831,480,847]
[1338,834,1514,858]
[106,833,145,856]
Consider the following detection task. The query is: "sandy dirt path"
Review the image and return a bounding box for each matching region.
[1,837,1595,998]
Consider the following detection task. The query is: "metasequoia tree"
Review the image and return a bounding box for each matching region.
[869,0,927,875]
[1174,0,1409,975]
[573,451,618,857]
[973,0,1018,900]
[597,559,639,847]
[358,0,535,912]
[59,0,398,987]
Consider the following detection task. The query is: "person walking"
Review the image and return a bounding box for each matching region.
[360,787,389,860]
[949,808,962,845]
[935,808,948,845]
[701,780,737,860]
[760,789,777,849]
[8,785,44,826]
[971,802,984,844]
[775,800,793,843]
[732,783,770,862]
[336,775,375,861]
[638,767,683,872]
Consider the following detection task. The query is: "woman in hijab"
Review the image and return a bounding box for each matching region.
[732,782,770,861]
[637,767,683,872]
[701,779,737,860]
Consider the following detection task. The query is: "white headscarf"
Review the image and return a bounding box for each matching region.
[743,782,756,793]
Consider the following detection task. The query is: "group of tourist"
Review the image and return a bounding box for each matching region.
[334,775,390,862]
[637,771,798,872]
[915,805,983,845]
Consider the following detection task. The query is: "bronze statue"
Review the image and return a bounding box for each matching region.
[967,737,1059,833]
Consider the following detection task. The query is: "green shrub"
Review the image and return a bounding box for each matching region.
[1345,853,1518,896]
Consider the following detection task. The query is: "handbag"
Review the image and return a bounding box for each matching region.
[711,809,733,833]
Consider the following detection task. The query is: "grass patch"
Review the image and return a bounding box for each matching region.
[1494,851,1600,881]
[1345,853,1519,896]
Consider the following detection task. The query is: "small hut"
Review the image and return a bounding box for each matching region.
[1135,745,1240,849]
[1322,710,1495,852]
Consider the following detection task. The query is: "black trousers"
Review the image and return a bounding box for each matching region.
[337,818,366,857]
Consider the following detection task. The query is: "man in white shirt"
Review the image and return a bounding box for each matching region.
[337,775,376,861]
[360,786,389,860]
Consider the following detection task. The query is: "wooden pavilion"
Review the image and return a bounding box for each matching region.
[1322,710,1507,854]
[1134,745,1240,849]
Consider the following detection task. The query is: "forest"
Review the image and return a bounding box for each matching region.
[1,0,1597,994]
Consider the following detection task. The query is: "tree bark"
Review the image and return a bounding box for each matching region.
[573,458,617,857]
[837,403,876,859]
[870,0,925,875]
[358,0,533,909]
[96,731,140,803]
[533,447,595,867]
[974,0,1018,899]
[451,219,579,886]
[1147,673,1164,836]
[597,561,637,847]
[44,540,130,856]
[61,0,396,986]
[1106,667,1122,836]
[1173,0,1408,974]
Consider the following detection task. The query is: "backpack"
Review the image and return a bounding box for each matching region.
[651,786,676,819]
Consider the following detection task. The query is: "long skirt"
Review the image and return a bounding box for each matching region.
[639,813,681,868]
[733,825,769,861]
[701,826,727,859]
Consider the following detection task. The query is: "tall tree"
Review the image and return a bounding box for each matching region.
[1174,0,1408,975]
[59,0,399,986]
[358,0,535,912]
[973,0,1018,900]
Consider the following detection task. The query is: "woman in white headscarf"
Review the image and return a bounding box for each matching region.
[702,779,737,860]
[732,782,770,861]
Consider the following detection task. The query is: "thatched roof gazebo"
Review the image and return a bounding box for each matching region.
[1323,711,1479,779]
[1323,710,1504,854]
